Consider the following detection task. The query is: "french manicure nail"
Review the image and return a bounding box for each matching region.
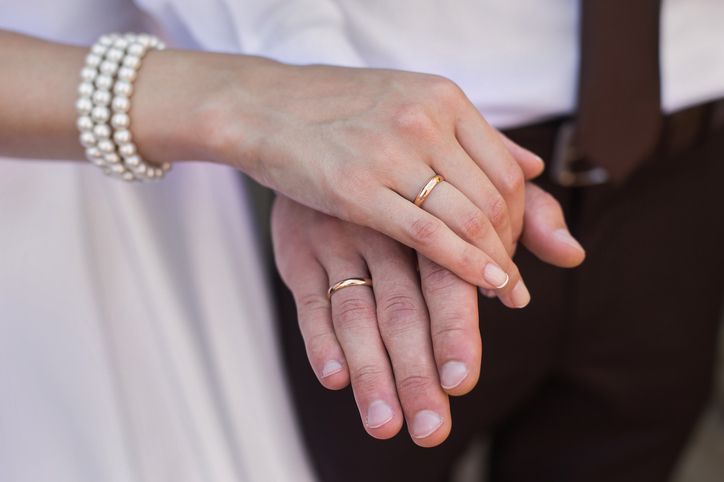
[412,411,444,439]
[510,279,531,308]
[554,229,585,253]
[535,155,545,165]
[440,361,469,389]
[483,264,509,289]
[321,360,343,378]
[366,400,395,429]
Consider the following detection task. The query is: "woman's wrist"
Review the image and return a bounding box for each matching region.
[130,49,279,175]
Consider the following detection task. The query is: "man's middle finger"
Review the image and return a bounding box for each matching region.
[362,235,452,448]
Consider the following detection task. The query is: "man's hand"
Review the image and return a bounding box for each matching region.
[272,182,584,447]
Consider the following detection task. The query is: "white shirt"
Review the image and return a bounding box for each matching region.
[137,0,724,128]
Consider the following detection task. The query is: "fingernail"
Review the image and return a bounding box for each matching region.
[321,360,343,378]
[510,279,531,308]
[440,361,469,389]
[479,287,497,299]
[554,229,585,253]
[483,264,509,289]
[535,154,545,165]
[366,400,395,429]
[411,411,444,439]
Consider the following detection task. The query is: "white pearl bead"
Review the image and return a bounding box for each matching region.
[137,34,151,47]
[122,171,135,182]
[111,95,130,113]
[117,67,137,82]
[98,35,115,46]
[90,157,107,167]
[124,33,137,43]
[80,67,98,82]
[94,74,113,90]
[97,139,116,154]
[77,115,94,132]
[147,36,158,48]
[106,48,124,62]
[114,81,133,97]
[111,113,131,130]
[75,97,93,115]
[85,53,102,68]
[156,42,166,51]
[85,146,102,162]
[91,44,107,56]
[93,124,111,139]
[113,129,132,145]
[91,106,110,123]
[128,43,146,57]
[161,162,171,171]
[118,143,136,158]
[92,89,112,106]
[124,155,140,167]
[79,131,97,148]
[78,82,94,98]
[112,37,129,50]
[99,60,118,76]
[123,55,141,69]
[145,168,156,179]
[110,163,126,174]
[104,152,121,164]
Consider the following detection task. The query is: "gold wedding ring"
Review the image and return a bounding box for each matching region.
[414,175,444,207]
[327,278,373,300]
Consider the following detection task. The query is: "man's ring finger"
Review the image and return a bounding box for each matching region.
[327,278,374,300]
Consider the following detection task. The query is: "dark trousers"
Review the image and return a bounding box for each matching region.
[275,115,724,482]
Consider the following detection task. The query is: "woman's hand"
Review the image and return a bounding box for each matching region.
[271,182,584,447]
[132,53,543,306]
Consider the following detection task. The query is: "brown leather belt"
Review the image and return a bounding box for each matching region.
[547,98,724,187]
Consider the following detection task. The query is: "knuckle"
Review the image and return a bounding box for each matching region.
[351,363,388,393]
[484,194,508,230]
[426,75,463,104]
[406,216,441,247]
[498,164,525,198]
[420,265,461,296]
[377,294,423,336]
[296,293,330,320]
[396,373,438,399]
[391,103,437,140]
[334,296,376,329]
[459,211,490,242]
[431,320,471,347]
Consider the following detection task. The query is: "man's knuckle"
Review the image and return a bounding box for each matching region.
[334,297,375,328]
[351,364,387,390]
[396,374,437,398]
[377,294,423,335]
[297,293,330,318]
[421,266,460,295]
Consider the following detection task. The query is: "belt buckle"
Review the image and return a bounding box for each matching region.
[550,121,610,187]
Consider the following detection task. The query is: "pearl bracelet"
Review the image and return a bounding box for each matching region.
[76,33,170,181]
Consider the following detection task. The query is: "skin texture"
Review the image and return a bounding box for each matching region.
[272,167,585,447]
[2,30,532,304]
